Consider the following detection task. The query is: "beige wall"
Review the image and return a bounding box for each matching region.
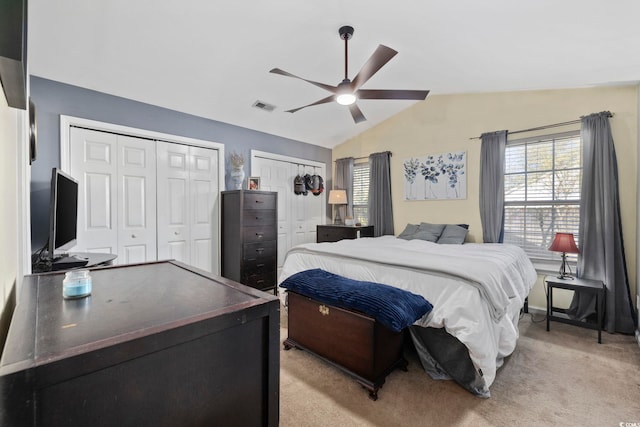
[334,85,638,311]
[0,94,19,319]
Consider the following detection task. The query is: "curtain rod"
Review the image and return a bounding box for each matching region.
[470,112,614,140]
[334,156,368,163]
[336,152,393,162]
[469,119,581,140]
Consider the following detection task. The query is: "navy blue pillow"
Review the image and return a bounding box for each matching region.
[280,269,433,332]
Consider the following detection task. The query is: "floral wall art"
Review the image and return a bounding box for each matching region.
[403,151,466,200]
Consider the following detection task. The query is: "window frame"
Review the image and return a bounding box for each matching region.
[352,160,370,225]
[503,130,582,271]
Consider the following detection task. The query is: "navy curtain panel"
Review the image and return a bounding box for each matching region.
[567,111,636,334]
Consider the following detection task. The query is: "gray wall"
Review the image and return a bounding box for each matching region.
[30,76,332,251]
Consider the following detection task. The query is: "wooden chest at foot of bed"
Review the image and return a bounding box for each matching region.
[284,291,407,400]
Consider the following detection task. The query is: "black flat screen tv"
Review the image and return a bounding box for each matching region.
[48,168,79,260]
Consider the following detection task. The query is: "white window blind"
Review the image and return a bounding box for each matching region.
[352,162,370,225]
[503,131,581,261]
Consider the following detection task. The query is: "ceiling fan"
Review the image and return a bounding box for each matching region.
[270,25,430,124]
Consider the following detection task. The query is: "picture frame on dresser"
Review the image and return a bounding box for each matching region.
[248,177,260,190]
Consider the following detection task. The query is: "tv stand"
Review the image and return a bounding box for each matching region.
[51,255,88,270]
[33,252,117,273]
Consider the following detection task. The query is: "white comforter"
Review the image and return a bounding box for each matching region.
[278,236,537,390]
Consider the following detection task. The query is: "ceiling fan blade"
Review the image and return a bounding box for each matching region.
[348,104,366,124]
[285,95,337,113]
[270,68,338,93]
[357,89,430,100]
[350,45,398,90]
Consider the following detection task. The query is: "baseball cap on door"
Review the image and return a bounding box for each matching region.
[310,175,324,196]
[294,175,307,195]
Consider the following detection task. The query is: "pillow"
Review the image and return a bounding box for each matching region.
[397,223,419,240]
[437,224,469,244]
[411,222,446,242]
[280,269,433,332]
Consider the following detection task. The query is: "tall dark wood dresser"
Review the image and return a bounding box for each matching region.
[221,190,278,293]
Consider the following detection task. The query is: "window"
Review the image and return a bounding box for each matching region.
[503,131,581,262]
[352,161,370,225]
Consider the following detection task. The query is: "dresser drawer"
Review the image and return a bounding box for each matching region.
[242,271,277,291]
[243,226,277,243]
[243,241,277,261]
[243,192,277,210]
[316,225,374,243]
[243,255,277,272]
[243,209,276,226]
[317,227,355,243]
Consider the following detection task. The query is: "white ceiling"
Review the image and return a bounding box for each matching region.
[28,0,640,149]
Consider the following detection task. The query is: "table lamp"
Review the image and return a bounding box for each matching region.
[328,190,347,224]
[548,232,579,279]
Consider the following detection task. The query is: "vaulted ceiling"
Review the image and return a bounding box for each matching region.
[28,0,640,148]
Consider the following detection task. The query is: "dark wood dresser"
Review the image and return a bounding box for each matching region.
[316,224,375,243]
[0,261,280,427]
[221,190,277,293]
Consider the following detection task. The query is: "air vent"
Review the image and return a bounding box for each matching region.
[252,100,276,112]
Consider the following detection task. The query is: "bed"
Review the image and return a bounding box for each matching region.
[277,233,537,397]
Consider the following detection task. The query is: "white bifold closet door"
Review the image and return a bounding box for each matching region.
[292,165,323,246]
[156,142,219,274]
[69,127,220,273]
[252,157,324,274]
[69,127,157,264]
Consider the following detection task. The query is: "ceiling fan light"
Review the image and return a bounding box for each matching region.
[336,79,356,105]
[336,93,356,106]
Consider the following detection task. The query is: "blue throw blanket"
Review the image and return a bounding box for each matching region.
[280,269,433,332]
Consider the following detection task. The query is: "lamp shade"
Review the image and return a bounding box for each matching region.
[548,233,579,254]
[328,189,347,205]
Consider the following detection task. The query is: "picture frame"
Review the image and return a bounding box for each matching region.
[403,151,467,200]
[248,176,260,190]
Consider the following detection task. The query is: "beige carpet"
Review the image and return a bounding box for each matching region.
[279,310,640,427]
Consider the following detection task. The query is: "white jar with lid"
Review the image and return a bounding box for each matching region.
[63,269,92,299]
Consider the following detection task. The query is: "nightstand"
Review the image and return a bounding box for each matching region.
[545,276,605,343]
[316,224,374,243]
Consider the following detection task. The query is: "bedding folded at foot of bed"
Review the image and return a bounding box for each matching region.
[280,268,433,332]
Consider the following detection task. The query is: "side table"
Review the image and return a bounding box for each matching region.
[316,224,374,243]
[545,276,605,343]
